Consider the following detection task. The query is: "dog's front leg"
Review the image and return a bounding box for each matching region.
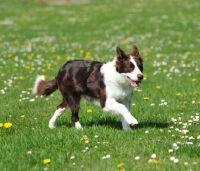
[121,100,132,130]
[103,98,138,130]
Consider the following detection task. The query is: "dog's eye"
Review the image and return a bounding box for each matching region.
[129,63,135,69]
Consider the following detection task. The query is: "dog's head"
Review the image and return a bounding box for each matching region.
[115,44,143,87]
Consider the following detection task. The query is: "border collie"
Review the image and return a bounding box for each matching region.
[32,44,143,130]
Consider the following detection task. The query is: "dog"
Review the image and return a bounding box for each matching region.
[32,44,143,130]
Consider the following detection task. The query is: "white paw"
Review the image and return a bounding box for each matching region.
[49,122,56,129]
[124,114,138,126]
[75,121,83,129]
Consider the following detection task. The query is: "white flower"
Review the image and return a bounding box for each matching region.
[174,158,179,163]
[27,150,32,154]
[151,154,156,158]
[70,156,75,160]
[145,130,149,134]
[30,99,35,102]
[170,156,175,161]
[184,162,188,165]
[181,129,189,134]
[134,156,140,160]
[168,149,173,153]
[188,136,195,140]
[106,154,110,158]
[102,156,107,159]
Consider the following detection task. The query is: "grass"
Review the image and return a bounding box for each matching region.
[0,0,200,170]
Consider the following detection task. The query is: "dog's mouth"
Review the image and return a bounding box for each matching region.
[127,76,141,87]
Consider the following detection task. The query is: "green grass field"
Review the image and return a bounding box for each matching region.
[0,0,199,170]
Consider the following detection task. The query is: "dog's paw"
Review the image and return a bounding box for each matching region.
[49,122,56,129]
[124,115,138,126]
[75,121,83,129]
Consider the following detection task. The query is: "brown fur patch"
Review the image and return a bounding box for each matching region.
[115,45,143,73]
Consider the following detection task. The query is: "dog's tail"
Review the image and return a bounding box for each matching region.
[32,75,57,96]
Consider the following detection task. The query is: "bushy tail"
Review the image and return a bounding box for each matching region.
[32,75,57,96]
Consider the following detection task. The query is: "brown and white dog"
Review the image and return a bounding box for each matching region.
[32,45,143,130]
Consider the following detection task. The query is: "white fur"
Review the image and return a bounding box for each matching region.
[75,121,83,129]
[32,75,45,95]
[101,58,141,130]
[126,56,143,81]
[49,108,66,128]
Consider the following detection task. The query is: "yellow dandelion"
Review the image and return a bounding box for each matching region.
[176,92,181,96]
[85,52,91,59]
[117,162,125,168]
[148,159,160,164]
[197,101,200,105]
[57,55,61,60]
[48,106,53,109]
[36,54,41,58]
[156,85,161,89]
[163,69,168,73]
[171,60,176,63]
[43,158,51,164]
[194,91,198,95]
[21,115,25,119]
[81,135,88,141]
[192,78,197,82]
[197,135,200,139]
[143,97,149,100]
[8,53,12,58]
[25,66,31,70]
[66,56,70,61]
[54,61,58,65]
[4,122,12,128]
[103,151,107,155]
[182,55,187,60]
[28,88,33,91]
[47,63,52,67]
[87,109,93,113]
[28,55,33,60]
[80,49,84,54]
[51,48,56,53]
[0,123,3,128]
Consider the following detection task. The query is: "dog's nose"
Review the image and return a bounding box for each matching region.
[137,74,143,80]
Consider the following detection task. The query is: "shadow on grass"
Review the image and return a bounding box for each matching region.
[133,122,170,130]
[57,118,170,130]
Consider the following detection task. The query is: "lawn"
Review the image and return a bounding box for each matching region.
[0,0,199,170]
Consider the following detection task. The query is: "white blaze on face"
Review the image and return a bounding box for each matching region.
[126,56,143,87]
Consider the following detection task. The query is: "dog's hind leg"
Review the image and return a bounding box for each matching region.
[49,99,67,128]
[68,94,82,129]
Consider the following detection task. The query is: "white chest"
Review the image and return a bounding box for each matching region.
[105,82,133,102]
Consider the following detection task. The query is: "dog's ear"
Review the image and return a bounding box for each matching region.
[116,46,126,61]
[130,44,140,57]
